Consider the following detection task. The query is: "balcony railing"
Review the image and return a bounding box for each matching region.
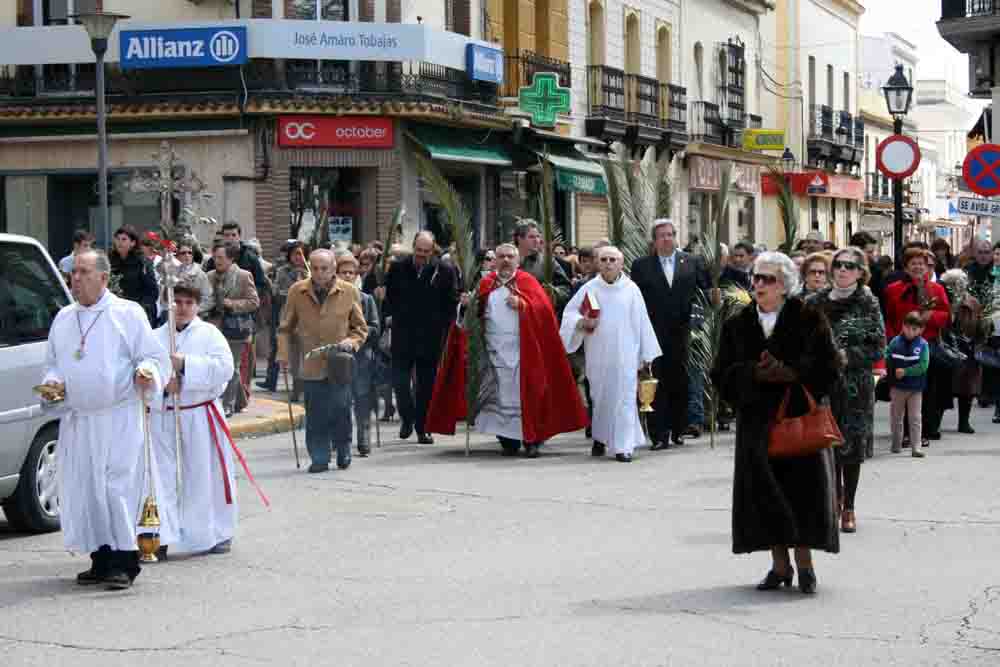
[0,60,500,109]
[809,104,834,140]
[942,0,1000,19]
[854,117,865,148]
[587,65,626,119]
[748,113,763,129]
[690,101,725,145]
[503,50,571,98]
[664,84,688,132]
[625,73,662,128]
[837,111,853,145]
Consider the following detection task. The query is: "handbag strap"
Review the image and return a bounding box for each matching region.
[774,384,818,421]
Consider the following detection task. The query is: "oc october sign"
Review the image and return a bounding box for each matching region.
[278,117,395,148]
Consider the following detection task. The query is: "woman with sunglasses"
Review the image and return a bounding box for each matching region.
[799,252,831,297]
[807,247,885,534]
[713,252,842,595]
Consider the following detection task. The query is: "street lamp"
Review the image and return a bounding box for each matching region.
[70,11,129,252]
[882,63,913,269]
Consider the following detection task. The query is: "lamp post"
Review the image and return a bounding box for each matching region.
[70,12,129,252]
[882,64,914,268]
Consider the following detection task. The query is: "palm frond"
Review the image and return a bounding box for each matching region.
[767,165,799,253]
[538,153,557,285]
[601,142,654,271]
[655,151,674,220]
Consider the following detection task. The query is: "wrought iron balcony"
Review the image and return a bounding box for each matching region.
[587,65,626,119]
[503,50,571,98]
[625,74,662,129]
[942,0,999,19]
[809,104,835,140]
[854,117,865,148]
[748,113,763,129]
[690,101,725,145]
[664,84,688,133]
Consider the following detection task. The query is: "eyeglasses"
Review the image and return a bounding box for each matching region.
[752,273,779,285]
[484,254,495,261]
[832,260,860,271]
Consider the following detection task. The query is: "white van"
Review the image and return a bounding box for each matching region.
[0,233,72,532]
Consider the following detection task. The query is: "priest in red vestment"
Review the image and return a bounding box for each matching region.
[425,243,588,457]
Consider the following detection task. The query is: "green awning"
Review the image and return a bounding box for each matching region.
[535,149,607,195]
[408,125,513,167]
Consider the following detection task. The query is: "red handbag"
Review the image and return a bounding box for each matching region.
[767,384,844,458]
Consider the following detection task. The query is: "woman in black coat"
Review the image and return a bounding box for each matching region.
[712,252,842,595]
[109,225,158,325]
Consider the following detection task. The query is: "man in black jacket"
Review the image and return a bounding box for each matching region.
[379,231,457,444]
[630,219,710,448]
[719,241,753,291]
[204,222,269,292]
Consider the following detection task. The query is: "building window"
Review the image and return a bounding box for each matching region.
[624,12,640,75]
[588,1,605,67]
[656,25,671,83]
[717,37,745,126]
[287,0,352,87]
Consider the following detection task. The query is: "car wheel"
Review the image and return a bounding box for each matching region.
[2,424,60,533]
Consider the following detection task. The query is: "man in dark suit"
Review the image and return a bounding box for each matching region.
[630,219,710,449]
[380,231,458,444]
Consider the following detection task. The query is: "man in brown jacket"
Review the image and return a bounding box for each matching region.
[278,249,367,472]
[207,241,260,416]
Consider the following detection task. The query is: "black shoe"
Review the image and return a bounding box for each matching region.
[798,568,817,595]
[417,432,434,445]
[901,436,911,448]
[682,425,702,439]
[650,434,671,451]
[591,442,606,457]
[380,410,395,422]
[615,453,632,463]
[524,443,540,458]
[994,414,1000,425]
[501,444,520,456]
[958,423,976,434]
[399,422,414,440]
[928,431,942,441]
[921,438,930,448]
[671,433,685,446]
[104,572,133,590]
[156,545,168,562]
[358,447,370,457]
[76,568,104,585]
[337,460,351,470]
[308,463,329,473]
[255,382,276,392]
[756,568,794,591]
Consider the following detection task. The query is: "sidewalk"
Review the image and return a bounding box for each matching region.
[229,374,305,439]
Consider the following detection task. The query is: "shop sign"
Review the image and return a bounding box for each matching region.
[277,116,394,148]
[689,156,760,194]
[957,196,1000,218]
[519,73,571,128]
[761,172,864,201]
[742,129,785,152]
[466,44,503,84]
[555,169,607,196]
[120,26,247,69]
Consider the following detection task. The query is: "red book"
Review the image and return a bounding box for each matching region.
[580,291,601,319]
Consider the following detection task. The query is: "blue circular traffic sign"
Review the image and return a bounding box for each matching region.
[963,144,1000,198]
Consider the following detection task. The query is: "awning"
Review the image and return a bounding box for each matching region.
[407,125,513,167]
[534,148,607,195]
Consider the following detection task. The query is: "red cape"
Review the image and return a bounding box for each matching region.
[425,269,588,442]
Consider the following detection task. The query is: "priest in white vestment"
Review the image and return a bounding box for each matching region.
[561,246,661,462]
[150,284,237,557]
[41,251,170,589]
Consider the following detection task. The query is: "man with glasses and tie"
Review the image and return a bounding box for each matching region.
[630,219,711,450]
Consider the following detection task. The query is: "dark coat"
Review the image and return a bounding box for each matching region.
[719,265,752,291]
[808,286,885,464]
[383,255,458,361]
[630,251,710,364]
[712,297,842,555]
[110,250,158,325]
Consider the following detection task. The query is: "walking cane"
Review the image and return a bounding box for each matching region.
[283,366,301,469]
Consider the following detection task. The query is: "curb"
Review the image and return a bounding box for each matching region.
[230,398,305,439]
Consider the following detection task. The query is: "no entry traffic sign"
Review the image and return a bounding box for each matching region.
[876,134,921,180]
[963,143,1000,198]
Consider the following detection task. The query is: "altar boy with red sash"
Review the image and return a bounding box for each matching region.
[150,285,267,558]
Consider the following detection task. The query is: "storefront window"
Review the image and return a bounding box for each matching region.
[290,168,363,245]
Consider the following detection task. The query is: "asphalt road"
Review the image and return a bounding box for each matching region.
[2,404,999,666]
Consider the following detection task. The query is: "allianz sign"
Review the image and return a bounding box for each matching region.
[120,27,248,70]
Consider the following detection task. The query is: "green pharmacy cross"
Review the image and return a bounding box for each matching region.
[519,73,571,127]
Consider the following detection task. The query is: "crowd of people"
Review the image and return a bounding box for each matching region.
[46,215,1000,594]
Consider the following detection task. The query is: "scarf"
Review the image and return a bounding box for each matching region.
[757,305,781,339]
[829,284,858,301]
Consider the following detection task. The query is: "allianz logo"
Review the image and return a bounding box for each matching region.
[125,30,241,63]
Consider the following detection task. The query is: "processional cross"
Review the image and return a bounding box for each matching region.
[125,140,214,232]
